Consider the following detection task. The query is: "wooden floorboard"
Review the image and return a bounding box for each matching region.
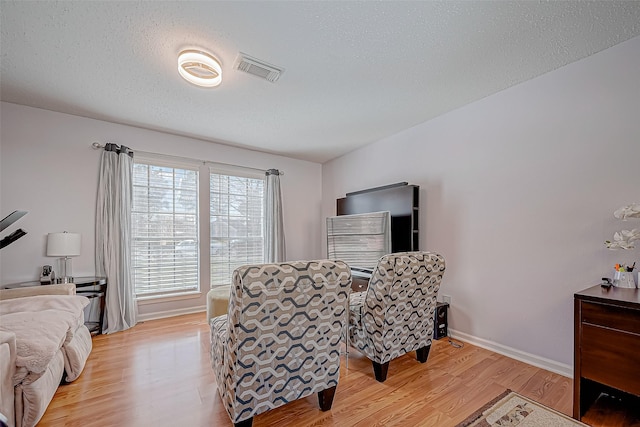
[36,312,628,426]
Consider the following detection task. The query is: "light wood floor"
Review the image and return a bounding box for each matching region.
[37,313,630,426]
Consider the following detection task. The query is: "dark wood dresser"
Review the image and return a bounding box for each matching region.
[574,284,640,420]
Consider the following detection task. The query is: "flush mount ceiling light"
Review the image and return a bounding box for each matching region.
[178,49,222,88]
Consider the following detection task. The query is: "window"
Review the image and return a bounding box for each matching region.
[131,154,267,299]
[210,172,265,287]
[132,160,199,297]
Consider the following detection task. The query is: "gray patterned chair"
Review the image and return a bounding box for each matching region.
[347,251,445,382]
[210,260,352,427]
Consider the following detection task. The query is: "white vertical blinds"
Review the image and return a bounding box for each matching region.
[326,211,392,270]
[132,162,199,296]
[210,172,265,287]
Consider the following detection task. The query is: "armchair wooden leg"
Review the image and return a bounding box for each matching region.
[416,345,431,363]
[235,417,253,427]
[372,361,389,382]
[318,385,337,411]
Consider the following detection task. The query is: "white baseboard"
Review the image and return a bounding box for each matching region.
[448,329,573,378]
[135,313,572,377]
[138,305,206,322]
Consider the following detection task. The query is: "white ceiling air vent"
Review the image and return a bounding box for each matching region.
[235,53,284,83]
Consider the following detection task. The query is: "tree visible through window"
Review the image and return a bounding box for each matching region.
[210,172,265,287]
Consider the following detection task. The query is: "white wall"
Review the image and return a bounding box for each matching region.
[0,103,323,318]
[322,35,640,370]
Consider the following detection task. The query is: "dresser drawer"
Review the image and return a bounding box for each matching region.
[581,301,640,335]
[580,323,640,396]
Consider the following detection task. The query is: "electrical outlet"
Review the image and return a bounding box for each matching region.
[442,294,451,305]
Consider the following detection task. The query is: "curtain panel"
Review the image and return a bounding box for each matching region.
[96,143,137,333]
[264,169,286,263]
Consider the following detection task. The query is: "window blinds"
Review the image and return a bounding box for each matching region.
[132,162,199,296]
[210,172,265,287]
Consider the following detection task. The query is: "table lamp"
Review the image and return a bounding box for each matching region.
[47,232,81,283]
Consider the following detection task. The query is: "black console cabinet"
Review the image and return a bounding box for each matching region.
[74,276,107,335]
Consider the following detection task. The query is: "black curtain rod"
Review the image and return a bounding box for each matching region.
[92,142,283,175]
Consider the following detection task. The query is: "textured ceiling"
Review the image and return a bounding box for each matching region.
[1,1,640,163]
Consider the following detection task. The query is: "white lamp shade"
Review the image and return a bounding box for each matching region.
[47,232,81,256]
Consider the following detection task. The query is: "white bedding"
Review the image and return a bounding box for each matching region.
[0,295,90,384]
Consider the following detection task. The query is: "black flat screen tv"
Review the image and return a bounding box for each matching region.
[336,182,419,253]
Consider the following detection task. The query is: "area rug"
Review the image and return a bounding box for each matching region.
[456,390,589,427]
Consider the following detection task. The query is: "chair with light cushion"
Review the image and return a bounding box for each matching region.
[210,260,352,427]
[347,251,445,382]
[205,285,231,322]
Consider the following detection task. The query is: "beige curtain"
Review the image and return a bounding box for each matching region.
[96,143,137,333]
[264,169,286,263]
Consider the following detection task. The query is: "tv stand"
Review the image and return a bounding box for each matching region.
[352,275,369,292]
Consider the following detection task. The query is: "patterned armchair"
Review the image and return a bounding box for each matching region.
[347,251,445,382]
[210,260,352,427]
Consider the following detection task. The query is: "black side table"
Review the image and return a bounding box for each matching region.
[73,277,107,335]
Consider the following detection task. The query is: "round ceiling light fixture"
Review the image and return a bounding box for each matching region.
[178,49,222,88]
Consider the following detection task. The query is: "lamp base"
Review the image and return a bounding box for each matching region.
[58,256,75,283]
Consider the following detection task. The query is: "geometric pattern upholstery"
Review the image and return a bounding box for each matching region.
[347,252,445,378]
[210,260,352,425]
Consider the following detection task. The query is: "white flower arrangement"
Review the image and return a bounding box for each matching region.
[605,203,640,250]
